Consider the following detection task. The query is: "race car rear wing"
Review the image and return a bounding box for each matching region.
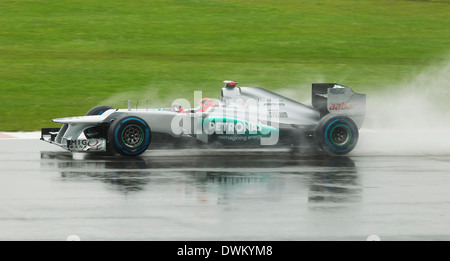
[312,83,366,128]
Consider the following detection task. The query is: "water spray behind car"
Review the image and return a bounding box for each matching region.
[354,58,450,156]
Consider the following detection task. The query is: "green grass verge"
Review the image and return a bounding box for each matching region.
[0,0,449,131]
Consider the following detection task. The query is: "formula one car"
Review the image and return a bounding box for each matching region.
[41,81,366,156]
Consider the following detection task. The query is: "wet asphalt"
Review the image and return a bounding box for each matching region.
[1,134,450,241]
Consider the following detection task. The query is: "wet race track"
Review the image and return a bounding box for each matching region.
[1,130,450,241]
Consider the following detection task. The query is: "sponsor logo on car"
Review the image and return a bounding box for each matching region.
[170,94,281,145]
[329,102,357,111]
[67,139,104,150]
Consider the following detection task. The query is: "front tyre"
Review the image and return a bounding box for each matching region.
[84,105,114,139]
[86,105,114,116]
[315,115,359,155]
[108,116,151,156]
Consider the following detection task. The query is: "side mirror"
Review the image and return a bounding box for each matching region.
[171,103,182,112]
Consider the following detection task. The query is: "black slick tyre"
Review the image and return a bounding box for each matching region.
[315,115,359,156]
[108,116,151,156]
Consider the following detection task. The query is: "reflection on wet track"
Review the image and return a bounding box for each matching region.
[40,150,361,204]
[1,139,450,240]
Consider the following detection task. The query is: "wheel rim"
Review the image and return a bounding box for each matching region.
[122,125,144,148]
[330,124,351,147]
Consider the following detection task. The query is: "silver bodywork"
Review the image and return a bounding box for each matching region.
[41,83,366,153]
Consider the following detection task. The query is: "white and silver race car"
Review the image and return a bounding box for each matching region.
[41,81,366,156]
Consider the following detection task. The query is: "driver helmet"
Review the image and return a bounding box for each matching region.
[197,98,220,112]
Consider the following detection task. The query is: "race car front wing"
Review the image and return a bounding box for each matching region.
[41,128,107,152]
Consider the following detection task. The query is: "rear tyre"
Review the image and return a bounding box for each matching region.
[108,116,151,156]
[84,105,114,139]
[315,115,359,155]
